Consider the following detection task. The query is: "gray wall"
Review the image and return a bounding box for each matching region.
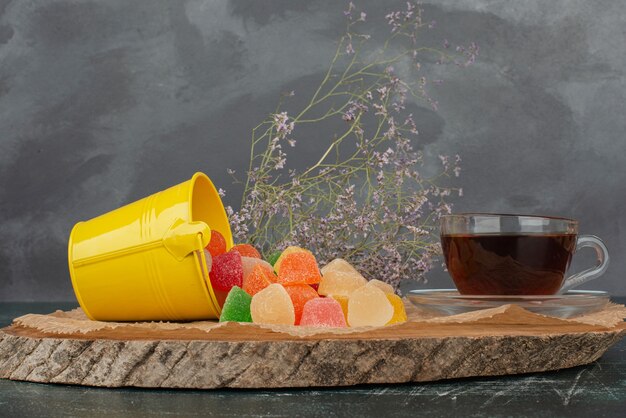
[0,0,624,301]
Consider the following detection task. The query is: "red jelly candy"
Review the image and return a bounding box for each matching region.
[230,244,261,259]
[206,230,227,257]
[300,298,347,328]
[284,284,319,325]
[209,251,243,292]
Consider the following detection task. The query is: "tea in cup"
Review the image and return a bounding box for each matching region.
[440,214,609,295]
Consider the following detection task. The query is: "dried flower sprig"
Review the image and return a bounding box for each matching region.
[225,2,476,290]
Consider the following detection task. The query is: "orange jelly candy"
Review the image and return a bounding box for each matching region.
[206,230,227,257]
[385,293,408,325]
[230,244,261,259]
[284,284,319,325]
[273,246,311,274]
[330,295,349,321]
[242,264,275,296]
[276,252,322,285]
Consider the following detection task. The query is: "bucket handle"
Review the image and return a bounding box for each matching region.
[162,218,212,261]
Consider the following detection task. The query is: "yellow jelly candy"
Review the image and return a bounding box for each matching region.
[320,258,363,277]
[318,271,367,296]
[250,284,295,325]
[319,258,367,297]
[366,279,395,294]
[347,285,393,327]
[385,294,407,325]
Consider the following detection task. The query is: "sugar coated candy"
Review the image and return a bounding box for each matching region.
[206,230,228,257]
[318,271,367,297]
[219,286,252,323]
[266,250,282,267]
[243,264,275,296]
[250,284,295,325]
[385,294,407,325]
[300,298,347,327]
[320,258,363,277]
[347,285,393,327]
[209,251,243,292]
[274,246,311,274]
[284,284,319,325]
[241,256,274,280]
[276,252,322,285]
[330,295,349,320]
[319,258,367,296]
[231,244,261,259]
[366,279,395,295]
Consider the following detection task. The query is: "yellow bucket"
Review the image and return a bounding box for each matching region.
[68,172,233,322]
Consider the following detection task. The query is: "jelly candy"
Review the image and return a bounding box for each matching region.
[219,286,252,323]
[266,250,282,267]
[241,256,274,280]
[319,258,367,296]
[366,279,395,295]
[284,284,319,325]
[386,294,408,325]
[320,258,364,278]
[214,289,228,308]
[250,284,295,325]
[230,244,261,259]
[330,295,349,320]
[242,264,274,296]
[347,285,393,327]
[206,230,227,257]
[276,252,322,285]
[274,246,311,274]
[209,251,243,292]
[318,271,367,297]
[300,298,347,327]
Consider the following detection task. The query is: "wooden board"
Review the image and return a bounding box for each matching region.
[1,308,625,389]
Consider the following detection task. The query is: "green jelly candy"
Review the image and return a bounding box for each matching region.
[266,251,282,267]
[219,286,253,323]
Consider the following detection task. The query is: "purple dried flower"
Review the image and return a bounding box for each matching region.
[224,1,469,290]
[344,1,355,18]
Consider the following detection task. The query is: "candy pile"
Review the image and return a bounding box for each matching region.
[204,231,407,328]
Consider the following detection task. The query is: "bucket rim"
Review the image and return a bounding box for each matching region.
[188,172,229,315]
[67,221,97,320]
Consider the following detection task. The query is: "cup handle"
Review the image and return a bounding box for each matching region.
[560,235,609,293]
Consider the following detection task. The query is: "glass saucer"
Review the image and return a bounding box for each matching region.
[406,289,610,318]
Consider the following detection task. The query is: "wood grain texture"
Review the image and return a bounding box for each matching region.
[1,313,624,389]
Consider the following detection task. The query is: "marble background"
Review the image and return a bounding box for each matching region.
[0,0,624,301]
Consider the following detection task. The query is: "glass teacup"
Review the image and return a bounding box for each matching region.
[440,213,609,295]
